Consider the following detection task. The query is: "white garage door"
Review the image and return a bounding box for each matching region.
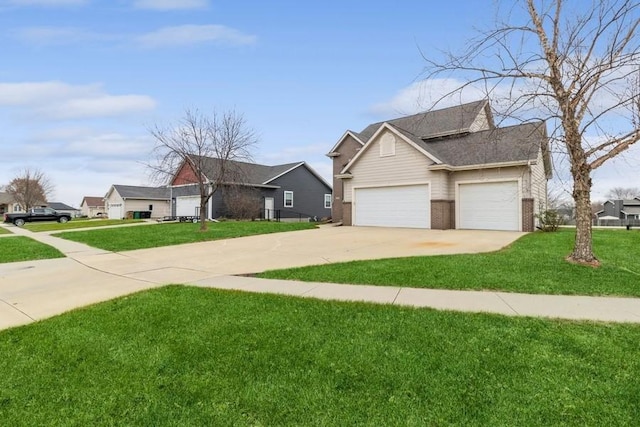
[458,181,519,231]
[108,203,123,219]
[354,185,430,228]
[176,196,201,217]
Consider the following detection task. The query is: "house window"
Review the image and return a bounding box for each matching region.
[284,191,294,208]
[324,194,332,209]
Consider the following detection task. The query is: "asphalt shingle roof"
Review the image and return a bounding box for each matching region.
[416,121,547,166]
[113,185,170,199]
[82,196,104,207]
[191,156,302,186]
[352,100,547,167]
[357,100,489,143]
[48,202,77,210]
[0,191,12,204]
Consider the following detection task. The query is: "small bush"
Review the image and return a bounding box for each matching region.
[536,209,563,232]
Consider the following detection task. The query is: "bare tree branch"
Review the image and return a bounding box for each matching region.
[146,108,257,231]
[5,168,54,211]
[423,0,640,265]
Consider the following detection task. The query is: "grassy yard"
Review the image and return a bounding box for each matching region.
[0,286,638,425]
[259,228,640,297]
[55,221,317,251]
[0,227,11,235]
[0,236,65,264]
[24,219,143,232]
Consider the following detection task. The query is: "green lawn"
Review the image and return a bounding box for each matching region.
[0,227,11,235]
[0,286,638,425]
[259,228,640,297]
[25,219,143,232]
[0,236,65,264]
[55,221,317,251]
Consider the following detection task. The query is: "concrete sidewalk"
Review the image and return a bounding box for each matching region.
[192,275,640,323]
[2,222,640,330]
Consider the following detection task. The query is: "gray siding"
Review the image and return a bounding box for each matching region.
[270,164,332,219]
[169,166,331,220]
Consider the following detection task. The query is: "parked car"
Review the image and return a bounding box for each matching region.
[3,208,72,227]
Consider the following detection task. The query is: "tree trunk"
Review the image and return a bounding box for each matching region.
[199,199,208,231]
[568,175,598,266]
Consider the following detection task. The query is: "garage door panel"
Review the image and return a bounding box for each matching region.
[458,181,519,231]
[354,185,430,229]
[108,204,122,220]
[176,196,201,217]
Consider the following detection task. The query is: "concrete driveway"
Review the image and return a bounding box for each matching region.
[4,224,640,326]
[77,226,525,279]
[0,224,523,329]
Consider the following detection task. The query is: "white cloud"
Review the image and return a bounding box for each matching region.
[13,24,255,49]
[51,95,156,119]
[136,24,256,48]
[0,127,156,204]
[0,81,156,120]
[133,0,208,10]
[0,81,97,105]
[368,79,492,118]
[63,133,152,158]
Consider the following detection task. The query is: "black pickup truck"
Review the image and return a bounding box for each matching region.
[3,208,72,227]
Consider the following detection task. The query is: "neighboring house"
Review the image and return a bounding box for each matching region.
[0,191,45,214]
[47,202,81,217]
[595,198,640,224]
[171,156,332,221]
[0,192,21,215]
[80,196,106,218]
[328,100,552,231]
[104,185,171,219]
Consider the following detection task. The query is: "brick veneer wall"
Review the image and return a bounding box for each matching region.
[342,202,352,226]
[522,198,534,232]
[431,200,455,229]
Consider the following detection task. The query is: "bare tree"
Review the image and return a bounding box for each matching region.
[223,185,262,220]
[605,186,640,200]
[147,109,257,231]
[424,0,640,265]
[6,168,54,211]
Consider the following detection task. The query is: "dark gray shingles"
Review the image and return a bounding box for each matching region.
[357,100,488,142]
[113,185,170,199]
[194,156,301,185]
[419,122,547,166]
[48,202,76,210]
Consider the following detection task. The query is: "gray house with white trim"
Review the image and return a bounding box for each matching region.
[596,198,640,224]
[328,100,552,231]
[171,156,332,221]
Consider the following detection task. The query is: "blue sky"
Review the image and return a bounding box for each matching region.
[0,0,638,207]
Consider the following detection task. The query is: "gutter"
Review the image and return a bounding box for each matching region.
[428,160,531,172]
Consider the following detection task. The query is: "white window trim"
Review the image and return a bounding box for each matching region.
[324,194,332,209]
[284,191,294,208]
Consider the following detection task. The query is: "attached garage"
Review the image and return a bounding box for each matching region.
[107,203,123,219]
[176,196,202,217]
[353,184,430,228]
[458,181,520,231]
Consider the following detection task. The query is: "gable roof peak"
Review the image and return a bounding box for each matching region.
[358,99,491,144]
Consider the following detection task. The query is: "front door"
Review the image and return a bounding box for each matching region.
[264,197,274,220]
